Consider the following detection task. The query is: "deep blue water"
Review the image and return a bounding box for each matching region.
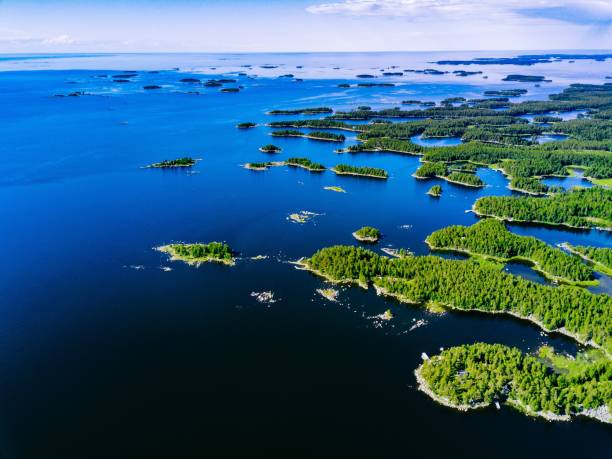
[0,53,610,459]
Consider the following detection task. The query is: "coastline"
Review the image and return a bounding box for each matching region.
[156,245,236,266]
[412,173,485,188]
[332,168,388,179]
[470,205,612,232]
[416,361,611,424]
[424,240,598,287]
[560,243,612,276]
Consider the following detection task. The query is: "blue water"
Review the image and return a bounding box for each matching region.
[536,134,570,144]
[542,169,594,190]
[411,134,463,147]
[0,53,610,458]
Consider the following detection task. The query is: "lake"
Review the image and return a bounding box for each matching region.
[0,52,609,458]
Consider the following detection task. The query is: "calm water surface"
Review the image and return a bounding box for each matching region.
[0,53,610,458]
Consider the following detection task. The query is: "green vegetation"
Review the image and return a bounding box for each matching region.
[426,219,594,284]
[259,144,281,153]
[332,164,388,179]
[417,343,611,422]
[302,245,612,353]
[285,157,326,171]
[306,131,345,142]
[267,120,357,131]
[148,157,195,168]
[267,107,333,115]
[353,226,381,242]
[245,161,273,170]
[414,162,484,187]
[427,185,442,197]
[509,176,549,194]
[270,129,345,142]
[270,129,303,137]
[158,242,234,266]
[474,187,612,229]
[328,84,612,189]
[237,122,256,129]
[563,244,612,276]
[446,172,484,187]
[414,162,447,178]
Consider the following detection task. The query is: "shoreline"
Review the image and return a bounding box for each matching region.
[415,362,610,424]
[352,231,380,243]
[560,243,612,276]
[413,173,485,188]
[156,245,236,267]
[270,133,344,142]
[332,168,388,179]
[424,240,598,287]
[298,259,609,357]
[471,205,612,232]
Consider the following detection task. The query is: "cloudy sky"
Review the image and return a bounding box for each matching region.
[0,0,611,52]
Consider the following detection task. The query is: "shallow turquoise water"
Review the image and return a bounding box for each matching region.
[0,53,609,458]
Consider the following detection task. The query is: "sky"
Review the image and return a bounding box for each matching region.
[0,0,611,53]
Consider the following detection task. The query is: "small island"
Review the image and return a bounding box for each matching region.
[416,343,611,424]
[267,107,333,115]
[317,288,339,302]
[244,161,283,171]
[259,144,281,153]
[427,185,442,197]
[332,164,388,179]
[352,226,381,243]
[414,162,484,187]
[324,186,346,193]
[147,157,196,168]
[157,242,235,266]
[237,122,257,129]
[502,74,551,82]
[285,157,326,172]
[270,129,345,142]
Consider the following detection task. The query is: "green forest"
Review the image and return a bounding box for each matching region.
[304,245,612,353]
[474,187,612,229]
[418,343,611,418]
[285,157,326,171]
[333,164,388,178]
[426,219,594,283]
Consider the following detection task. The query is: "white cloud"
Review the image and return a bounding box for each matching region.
[306,0,612,24]
[42,34,76,45]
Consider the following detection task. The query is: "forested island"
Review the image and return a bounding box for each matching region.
[267,107,333,115]
[502,74,551,83]
[426,219,595,285]
[299,245,612,354]
[259,144,281,153]
[147,157,196,168]
[237,122,257,129]
[416,343,610,423]
[332,164,388,179]
[414,162,485,187]
[270,129,345,142]
[353,226,381,242]
[473,187,612,230]
[157,242,235,266]
[285,157,326,171]
[427,185,442,197]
